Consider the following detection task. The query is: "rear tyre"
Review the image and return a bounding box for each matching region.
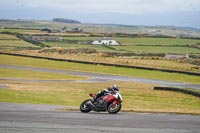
[80,99,91,113]
[107,102,121,114]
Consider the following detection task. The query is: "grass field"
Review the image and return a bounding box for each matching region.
[0,81,199,114]
[44,37,200,54]
[0,40,38,47]
[0,34,40,50]
[0,68,86,80]
[62,36,200,46]
[63,36,96,41]
[13,50,200,73]
[0,28,44,34]
[114,45,200,53]
[0,40,40,50]
[0,28,90,36]
[114,37,200,46]
[63,36,200,46]
[44,42,118,52]
[0,34,19,40]
[0,54,200,84]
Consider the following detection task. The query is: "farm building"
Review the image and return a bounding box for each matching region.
[92,37,120,45]
[71,28,83,33]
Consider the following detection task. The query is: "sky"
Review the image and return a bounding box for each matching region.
[0,0,200,28]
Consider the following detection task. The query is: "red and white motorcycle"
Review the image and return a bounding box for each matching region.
[80,91,122,114]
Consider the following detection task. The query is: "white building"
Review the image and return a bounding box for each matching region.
[92,37,120,45]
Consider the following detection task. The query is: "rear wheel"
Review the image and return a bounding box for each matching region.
[107,102,121,114]
[80,99,91,113]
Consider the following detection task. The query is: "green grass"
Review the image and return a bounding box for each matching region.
[0,82,199,114]
[114,37,200,46]
[46,41,199,54]
[1,31,199,54]
[44,42,118,52]
[45,37,200,54]
[0,39,40,51]
[113,45,200,53]
[0,34,19,40]
[0,40,38,47]
[0,28,44,34]
[53,36,200,46]
[0,34,38,50]
[0,68,86,80]
[63,36,96,41]
[0,54,200,84]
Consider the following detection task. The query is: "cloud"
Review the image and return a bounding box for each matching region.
[1,0,200,14]
[0,0,199,28]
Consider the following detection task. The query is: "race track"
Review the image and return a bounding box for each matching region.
[0,64,200,89]
[0,102,200,133]
[1,64,200,132]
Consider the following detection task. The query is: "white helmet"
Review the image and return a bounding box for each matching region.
[112,84,119,91]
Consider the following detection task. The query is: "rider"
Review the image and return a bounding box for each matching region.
[93,84,119,102]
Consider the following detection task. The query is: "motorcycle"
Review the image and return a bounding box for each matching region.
[80,91,122,114]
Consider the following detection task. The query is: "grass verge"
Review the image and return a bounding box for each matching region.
[0,67,87,80]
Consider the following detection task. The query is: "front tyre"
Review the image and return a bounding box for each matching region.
[107,102,122,114]
[80,99,91,113]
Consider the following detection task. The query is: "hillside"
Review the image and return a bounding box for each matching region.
[52,18,81,24]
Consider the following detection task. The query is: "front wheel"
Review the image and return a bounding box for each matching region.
[107,102,122,114]
[80,99,91,113]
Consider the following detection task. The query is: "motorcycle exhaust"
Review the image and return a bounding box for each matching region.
[87,101,98,111]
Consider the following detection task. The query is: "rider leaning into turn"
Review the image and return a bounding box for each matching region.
[93,84,119,102]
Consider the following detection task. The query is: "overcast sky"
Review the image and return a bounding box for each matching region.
[0,0,200,28]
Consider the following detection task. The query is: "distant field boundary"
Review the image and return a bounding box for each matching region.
[154,86,200,97]
[1,52,200,76]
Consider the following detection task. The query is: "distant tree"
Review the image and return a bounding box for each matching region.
[52,18,81,24]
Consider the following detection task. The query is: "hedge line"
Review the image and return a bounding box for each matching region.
[154,86,200,97]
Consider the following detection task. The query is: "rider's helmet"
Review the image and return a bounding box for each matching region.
[112,84,119,91]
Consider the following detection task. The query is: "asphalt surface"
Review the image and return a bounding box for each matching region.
[0,102,200,133]
[0,64,200,90]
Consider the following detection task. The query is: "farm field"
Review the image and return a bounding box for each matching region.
[0,34,19,40]
[114,37,200,46]
[0,28,44,34]
[0,33,40,50]
[45,37,200,54]
[114,45,199,53]
[0,40,39,49]
[1,27,200,55]
[44,42,119,52]
[1,54,200,84]
[14,50,199,72]
[0,67,86,80]
[63,36,200,46]
[1,31,200,72]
